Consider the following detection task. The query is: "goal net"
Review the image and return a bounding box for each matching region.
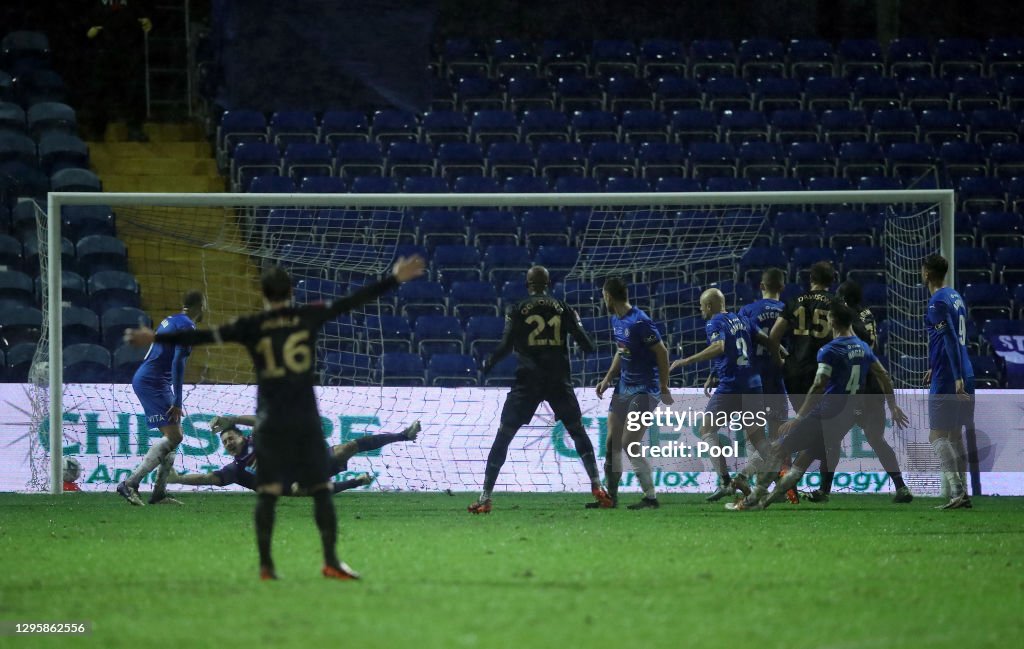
[21,190,955,496]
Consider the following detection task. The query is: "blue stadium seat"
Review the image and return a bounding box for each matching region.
[654,176,702,192]
[938,141,987,181]
[386,142,435,178]
[618,109,668,145]
[456,77,504,112]
[0,101,26,132]
[217,109,267,155]
[379,352,425,386]
[76,235,127,275]
[452,175,500,193]
[485,245,532,284]
[705,177,752,192]
[469,210,517,246]
[857,175,903,190]
[50,167,101,193]
[88,270,139,312]
[670,109,718,144]
[953,76,1000,111]
[231,141,280,191]
[484,354,518,386]
[837,141,886,179]
[689,40,736,80]
[888,37,933,79]
[820,108,868,145]
[414,315,464,355]
[112,344,147,383]
[536,142,586,179]
[962,283,1012,321]
[870,109,918,146]
[443,38,489,78]
[492,38,537,78]
[985,37,1024,78]
[397,281,447,319]
[886,142,935,179]
[703,76,753,112]
[580,315,616,354]
[426,353,478,387]
[486,142,535,177]
[806,176,852,191]
[268,110,318,146]
[534,245,579,281]
[503,175,549,193]
[552,176,600,193]
[100,306,150,351]
[936,38,983,79]
[34,270,87,308]
[320,110,369,145]
[521,109,571,145]
[640,39,687,77]
[432,244,482,285]
[0,269,33,306]
[14,68,66,105]
[958,177,1006,213]
[838,39,885,79]
[449,282,498,321]
[989,142,1024,178]
[824,211,874,247]
[299,176,347,193]
[22,235,74,273]
[755,78,803,112]
[335,141,384,178]
[63,343,110,383]
[738,38,785,80]
[403,176,449,193]
[719,110,768,145]
[591,39,638,77]
[903,78,952,113]
[792,247,839,283]
[520,210,569,249]
[365,315,414,354]
[739,246,786,283]
[688,142,736,179]
[556,76,604,112]
[506,75,554,113]
[976,211,1023,249]
[499,280,529,309]
[320,351,375,385]
[737,141,786,179]
[588,141,636,180]
[62,305,100,345]
[804,76,852,112]
[768,109,818,146]
[37,131,87,175]
[553,279,602,317]
[604,177,651,193]
[421,111,470,146]
[954,246,994,284]
[842,245,885,284]
[969,354,1003,389]
[637,142,685,179]
[571,110,618,145]
[418,210,466,249]
[654,280,701,321]
[788,39,835,79]
[605,75,654,113]
[371,110,419,145]
[437,142,485,180]
[995,247,1024,284]
[653,75,703,112]
[1001,75,1024,111]
[282,142,332,179]
[788,141,835,179]
[968,109,1018,145]
[250,175,296,193]
[470,110,519,146]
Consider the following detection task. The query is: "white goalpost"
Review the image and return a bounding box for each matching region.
[36,190,954,495]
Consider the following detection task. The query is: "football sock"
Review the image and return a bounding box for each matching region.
[604,460,621,502]
[482,427,516,495]
[312,489,339,567]
[819,470,835,495]
[769,466,805,504]
[333,478,366,493]
[739,452,765,479]
[128,437,175,488]
[151,449,176,498]
[701,431,731,482]
[953,432,969,488]
[254,492,278,571]
[629,454,656,499]
[931,437,964,498]
[565,422,600,486]
[867,433,906,490]
[354,433,407,453]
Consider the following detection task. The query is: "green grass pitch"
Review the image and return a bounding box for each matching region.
[2,492,1023,648]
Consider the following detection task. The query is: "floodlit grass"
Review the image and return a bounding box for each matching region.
[2,492,1023,648]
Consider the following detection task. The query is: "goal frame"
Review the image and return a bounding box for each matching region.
[44,189,955,493]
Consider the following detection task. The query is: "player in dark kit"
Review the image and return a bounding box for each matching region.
[125,256,426,580]
[470,266,614,513]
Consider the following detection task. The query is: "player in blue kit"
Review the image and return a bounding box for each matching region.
[594,277,672,510]
[921,254,976,509]
[738,269,788,438]
[117,290,205,507]
[671,288,773,501]
[728,301,908,510]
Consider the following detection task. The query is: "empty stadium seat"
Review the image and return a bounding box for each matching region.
[414,315,464,355]
[426,353,478,386]
[379,352,425,386]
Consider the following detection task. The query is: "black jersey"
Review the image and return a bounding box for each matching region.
[154,276,398,423]
[489,293,594,384]
[780,289,835,380]
[851,305,882,394]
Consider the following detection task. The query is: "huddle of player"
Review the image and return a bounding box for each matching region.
[470,254,975,512]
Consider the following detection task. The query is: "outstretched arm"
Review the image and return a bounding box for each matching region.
[324,256,426,319]
[566,308,596,354]
[670,339,725,371]
[166,470,224,487]
[870,360,910,428]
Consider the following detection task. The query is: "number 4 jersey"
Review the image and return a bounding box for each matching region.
[925,286,974,391]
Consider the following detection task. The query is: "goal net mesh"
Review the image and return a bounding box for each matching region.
[23,194,948,495]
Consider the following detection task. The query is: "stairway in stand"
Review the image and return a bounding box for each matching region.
[87,122,261,383]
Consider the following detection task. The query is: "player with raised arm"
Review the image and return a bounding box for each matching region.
[593,277,673,510]
[470,266,613,513]
[826,280,913,504]
[729,300,909,510]
[921,254,976,510]
[167,421,421,494]
[671,288,769,502]
[117,290,205,507]
[124,256,425,580]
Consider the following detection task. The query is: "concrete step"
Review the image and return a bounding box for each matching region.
[89,156,219,176]
[86,141,212,159]
[101,174,225,193]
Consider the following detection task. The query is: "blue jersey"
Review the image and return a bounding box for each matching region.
[611,306,662,390]
[706,311,762,393]
[925,287,974,389]
[133,312,195,404]
[816,335,877,415]
[738,298,785,387]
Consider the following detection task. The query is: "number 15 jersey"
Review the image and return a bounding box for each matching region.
[781,289,834,382]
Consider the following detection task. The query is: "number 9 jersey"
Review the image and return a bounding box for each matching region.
[925,286,975,392]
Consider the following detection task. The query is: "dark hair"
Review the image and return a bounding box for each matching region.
[922,254,948,281]
[761,268,785,293]
[809,261,834,287]
[829,298,856,330]
[183,290,204,311]
[219,425,244,438]
[837,280,862,309]
[603,276,629,302]
[260,265,292,302]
